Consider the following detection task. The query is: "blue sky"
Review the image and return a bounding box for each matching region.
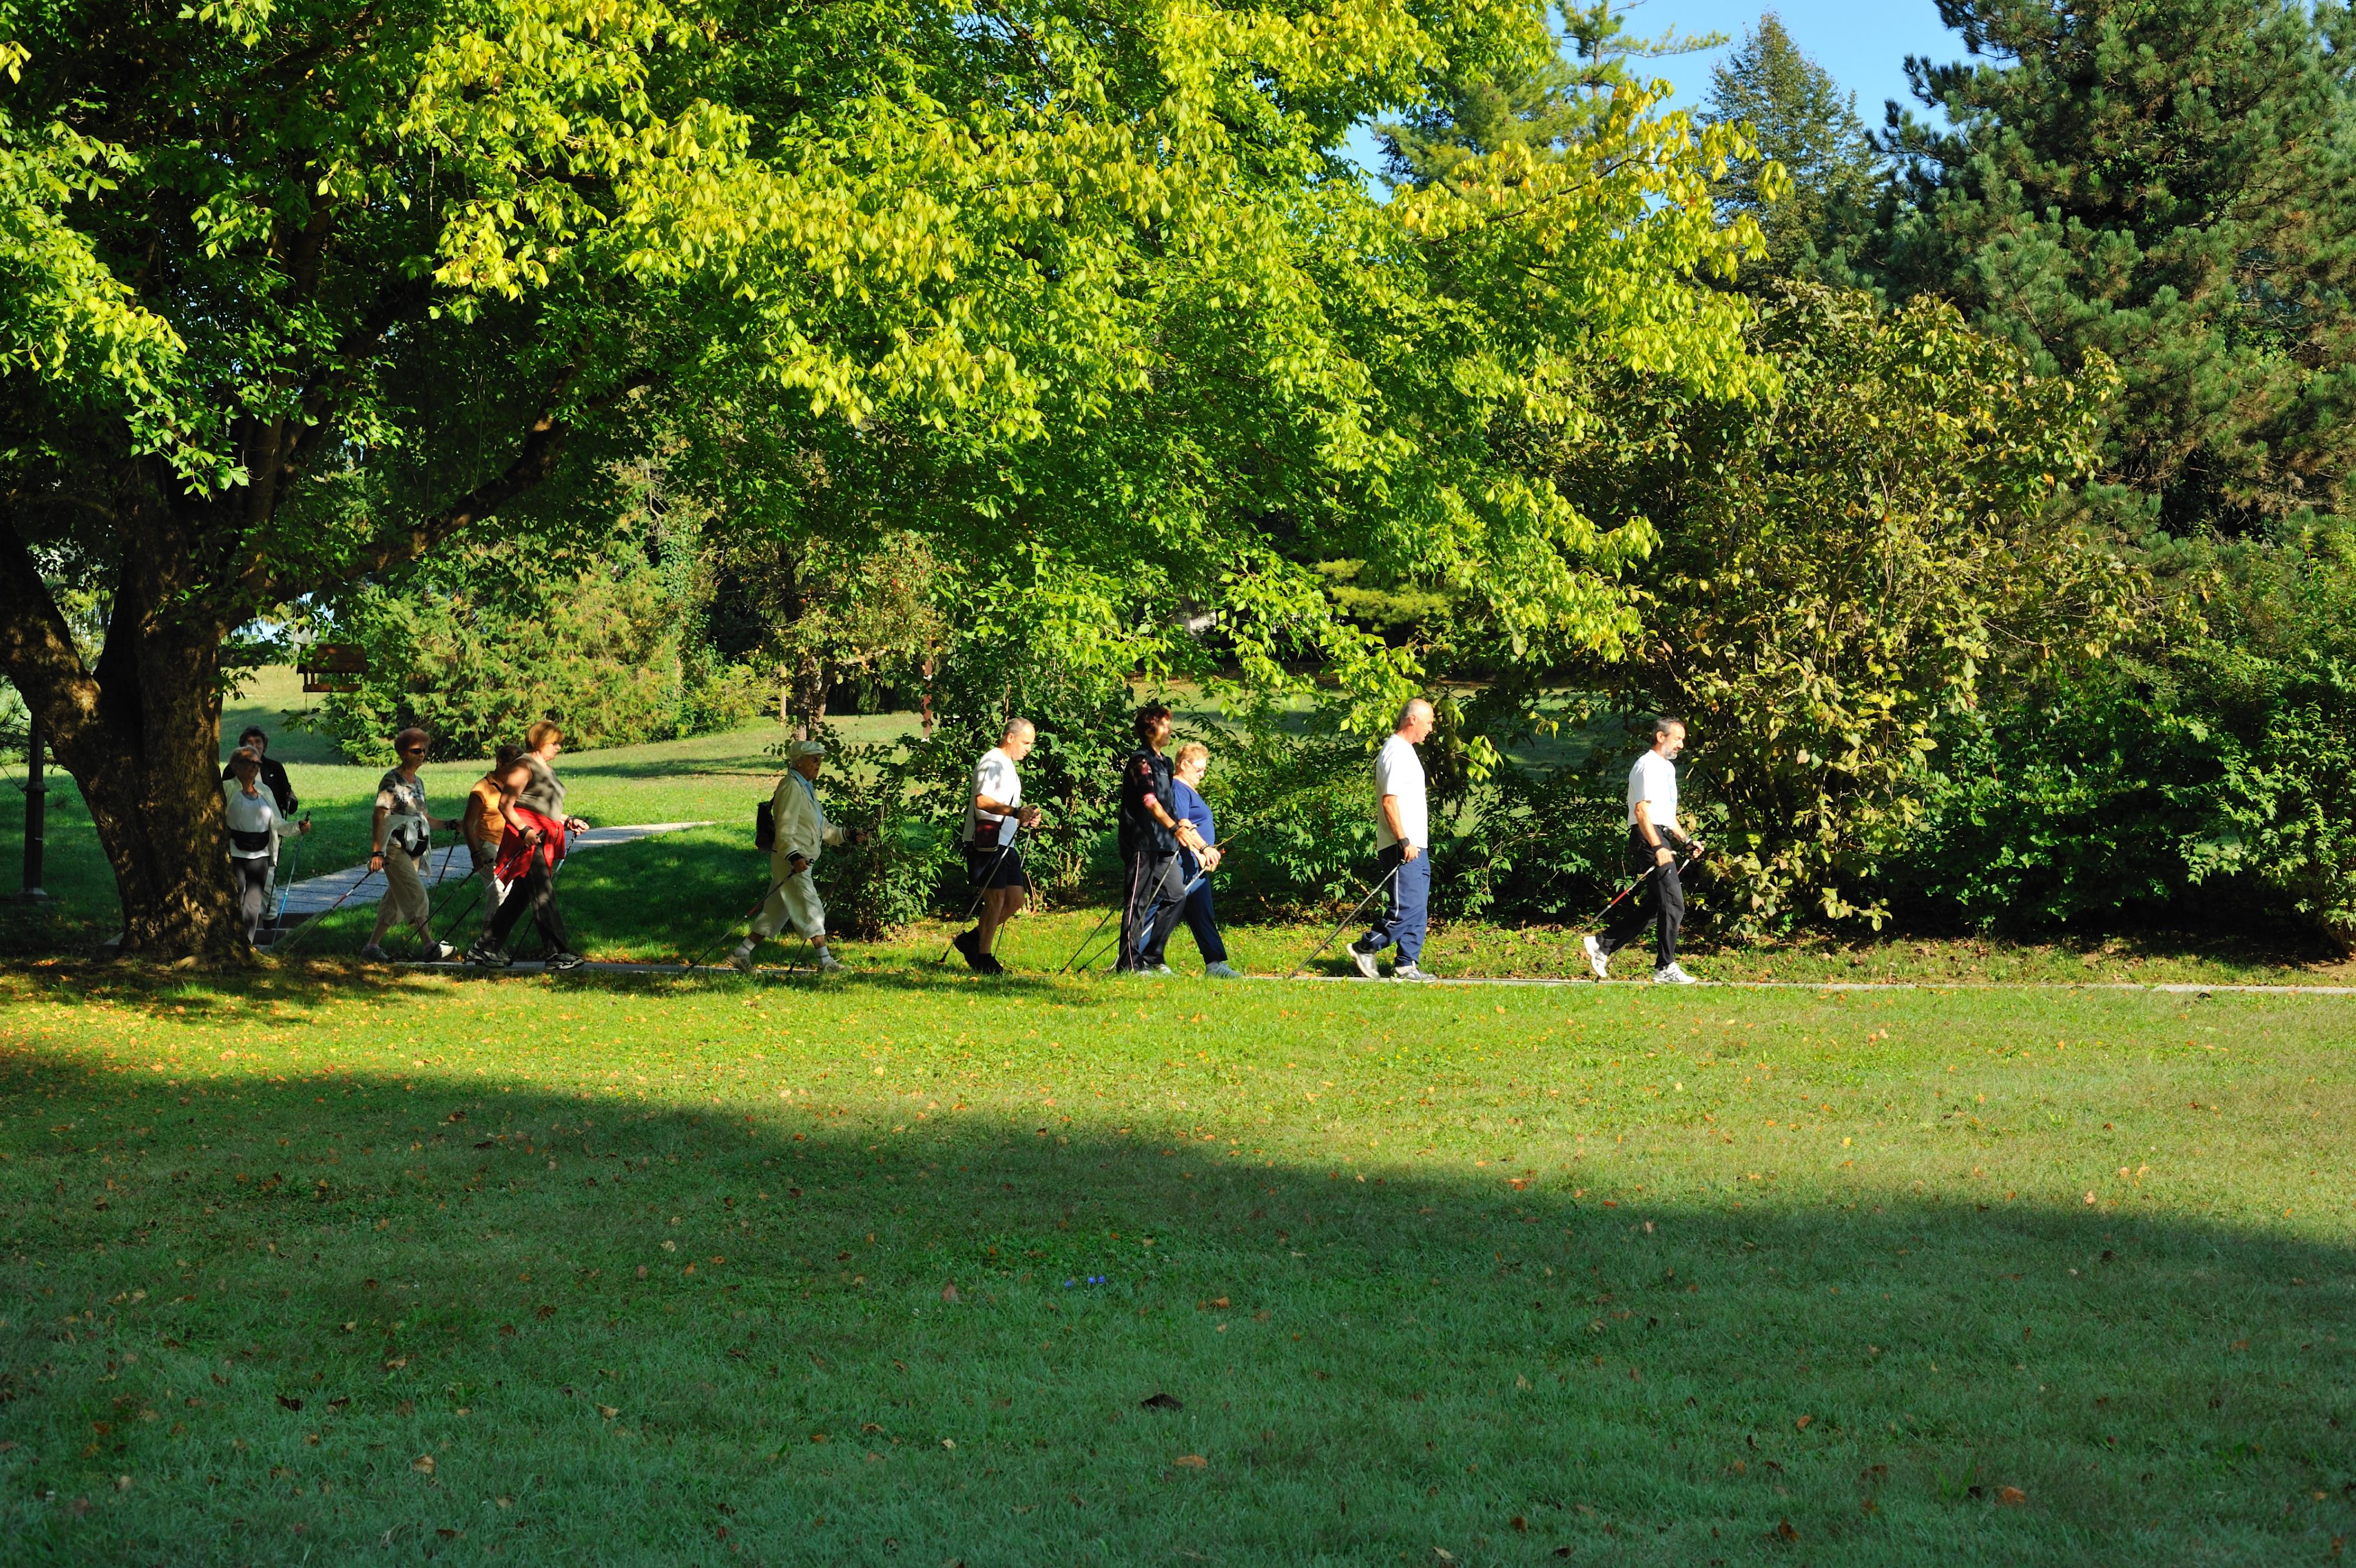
[1345,1,1971,179]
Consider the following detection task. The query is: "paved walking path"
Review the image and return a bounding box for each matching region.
[272,823,710,919]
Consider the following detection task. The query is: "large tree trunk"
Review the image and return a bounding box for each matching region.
[2,504,247,962]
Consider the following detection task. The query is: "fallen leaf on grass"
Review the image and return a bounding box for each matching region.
[412,1455,435,1474]
[1794,1414,1811,1430]
[1997,1486,2027,1506]
[1173,1454,1208,1468]
[277,1395,303,1412]
[597,1405,618,1420]
[1776,1519,1799,1542]
[941,1283,960,1304]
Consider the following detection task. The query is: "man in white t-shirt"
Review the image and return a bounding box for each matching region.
[954,717,1041,974]
[1349,697,1437,981]
[1586,716,1702,984]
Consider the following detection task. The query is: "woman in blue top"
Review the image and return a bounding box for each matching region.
[1167,743,1240,978]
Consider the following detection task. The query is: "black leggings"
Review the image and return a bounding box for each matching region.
[482,858,571,957]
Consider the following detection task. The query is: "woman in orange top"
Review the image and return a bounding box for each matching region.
[461,744,523,929]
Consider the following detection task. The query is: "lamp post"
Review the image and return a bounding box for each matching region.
[9,707,54,904]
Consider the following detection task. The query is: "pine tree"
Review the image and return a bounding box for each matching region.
[1379,1,1725,188]
[1700,14,1882,276]
[1875,0,2356,534]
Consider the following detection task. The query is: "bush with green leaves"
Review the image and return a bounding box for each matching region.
[310,540,767,765]
[1560,286,2129,933]
[1891,529,2356,947]
[895,633,1134,900]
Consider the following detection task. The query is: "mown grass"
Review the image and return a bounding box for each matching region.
[3,968,2352,1564]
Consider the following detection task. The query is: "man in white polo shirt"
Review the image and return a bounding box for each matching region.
[1349,696,1437,982]
[1586,716,1700,984]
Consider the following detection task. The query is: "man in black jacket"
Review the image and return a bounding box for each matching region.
[1115,704,1204,974]
[221,725,297,816]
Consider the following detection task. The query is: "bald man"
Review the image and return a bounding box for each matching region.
[1349,697,1437,982]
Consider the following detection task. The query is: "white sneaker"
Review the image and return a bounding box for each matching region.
[815,950,843,973]
[1583,934,1610,980]
[1652,962,1697,985]
[1349,940,1382,980]
[1203,961,1242,980]
[726,945,756,974]
[1391,962,1434,983]
[422,941,458,963]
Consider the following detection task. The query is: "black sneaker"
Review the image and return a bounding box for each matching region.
[545,951,586,972]
[951,929,984,971]
[980,952,1008,976]
[466,942,512,969]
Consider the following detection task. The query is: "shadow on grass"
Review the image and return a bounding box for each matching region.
[3,1048,2352,1567]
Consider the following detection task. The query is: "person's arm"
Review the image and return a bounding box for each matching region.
[975,762,1039,827]
[1633,798,1673,865]
[1379,793,1418,860]
[368,802,391,868]
[1136,763,1204,850]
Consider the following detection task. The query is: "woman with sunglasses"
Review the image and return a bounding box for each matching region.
[362,727,462,962]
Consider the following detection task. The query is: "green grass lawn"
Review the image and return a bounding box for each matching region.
[4,967,2352,1564]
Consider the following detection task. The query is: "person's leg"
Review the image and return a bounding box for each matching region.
[1358,845,1407,952]
[1134,856,1183,967]
[977,883,1024,956]
[1653,859,1685,971]
[1391,849,1431,965]
[1114,853,1154,970]
[237,858,270,942]
[369,850,427,952]
[482,859,543,950]
[531,873,573,956]
[1181,879,1226,964]
[1594,829,1656,958]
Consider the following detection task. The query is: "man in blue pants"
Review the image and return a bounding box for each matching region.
[1350,697,1436,983]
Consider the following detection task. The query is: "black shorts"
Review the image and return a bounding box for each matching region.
[966,843,1028,889]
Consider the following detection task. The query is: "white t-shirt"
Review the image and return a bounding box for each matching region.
[965,747,1021,846]
[1374,732,1428,849]
[223,787,284,860]
[1628,749,1679,836]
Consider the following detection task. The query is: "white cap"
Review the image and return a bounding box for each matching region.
[787,739,827,760]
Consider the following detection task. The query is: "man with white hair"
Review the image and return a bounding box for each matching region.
[1350,696,1437,982]
[954,717,1041,974]
[732,738,852,973]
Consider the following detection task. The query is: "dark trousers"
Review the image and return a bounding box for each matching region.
[1361,842,1430,964]
[1597,825,1683,970]
[1150,862,1226,964]
[483,857,571,957]
[233,856,273,943]
[1117,852,1184,970]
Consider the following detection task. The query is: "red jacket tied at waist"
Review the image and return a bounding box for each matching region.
[495,805,566,882]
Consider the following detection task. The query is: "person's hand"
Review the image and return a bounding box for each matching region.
[787,853,809,874]
[849,828,871,846]
[1655,845,1675,866]
[368,849,385,869]
[1017,806,1041,828]
[296,819,312,836]
[565,816,588,833]
[1402,842,1421,862]
[1200,846,1223,871]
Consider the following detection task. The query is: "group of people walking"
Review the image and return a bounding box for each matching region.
[931,697,1699,984]
[224,700,1701,983]
[221,720,591,969]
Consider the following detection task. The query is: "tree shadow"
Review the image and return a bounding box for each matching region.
[4,1051,2351,1566]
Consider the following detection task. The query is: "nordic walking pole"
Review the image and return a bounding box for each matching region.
[1286,859,1404,980]
[1055,852,1141,975]
[679,885,772,972]
[1583,842,1707,928]
[269,821,307,938]
[937,833,1015,968]
[270,864,380,956]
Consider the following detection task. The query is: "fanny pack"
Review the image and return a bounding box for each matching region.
[388,816,429,856]
[228,827,274,854]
